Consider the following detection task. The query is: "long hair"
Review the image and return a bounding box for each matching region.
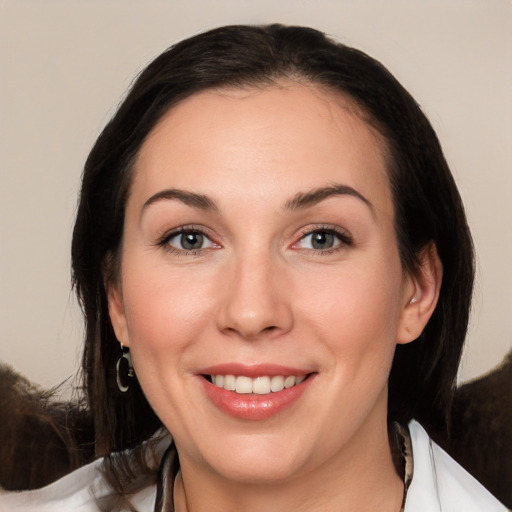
[71,24,474,494]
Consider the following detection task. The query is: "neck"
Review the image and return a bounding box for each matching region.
[173,412,404,512]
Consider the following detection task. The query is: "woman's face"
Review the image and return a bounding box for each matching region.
[108,83,431,484]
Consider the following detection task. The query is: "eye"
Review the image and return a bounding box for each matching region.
[165,229,216,252]
[295,228,351,252]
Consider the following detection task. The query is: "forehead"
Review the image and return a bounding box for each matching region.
[132,83,392,215]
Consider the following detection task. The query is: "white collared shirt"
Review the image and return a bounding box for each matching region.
[404,421,507,511]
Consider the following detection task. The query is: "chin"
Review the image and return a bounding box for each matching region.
[213,458,302,485]
[200,435,309,484]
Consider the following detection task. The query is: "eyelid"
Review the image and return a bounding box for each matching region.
[291,224,353,251]
[157,225,221,254]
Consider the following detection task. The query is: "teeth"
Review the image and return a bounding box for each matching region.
[223,374,236,391]
[253,376,271,395]
[284,376,296,388]
[235,376,253,394]
[210,374,307,394]
[270,375,284,392]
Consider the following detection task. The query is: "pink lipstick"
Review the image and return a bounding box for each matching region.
[197,364,314,420]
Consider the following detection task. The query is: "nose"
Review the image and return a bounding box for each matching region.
[217,252,293,341]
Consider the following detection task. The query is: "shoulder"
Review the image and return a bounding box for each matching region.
[0,454,158,512]
[405,420,508,512]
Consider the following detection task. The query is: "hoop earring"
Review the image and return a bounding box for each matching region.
[116,344,135,393]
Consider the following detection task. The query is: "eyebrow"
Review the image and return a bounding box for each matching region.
[141,183,372,217]
[284,183,373,212]
[142,188,219,212]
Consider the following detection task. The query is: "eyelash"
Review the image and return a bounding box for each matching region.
[156,225,353,256]
[157,226,219,256]
[293,225,353,254]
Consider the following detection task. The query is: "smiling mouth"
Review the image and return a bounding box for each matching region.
[203,374,309,395]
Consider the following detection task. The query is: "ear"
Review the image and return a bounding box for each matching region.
[107,281,130,347]
[397,243,443,344]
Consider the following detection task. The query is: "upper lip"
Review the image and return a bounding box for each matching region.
[197,363,313,378]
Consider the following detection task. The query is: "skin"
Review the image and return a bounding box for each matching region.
[108,82,441,512]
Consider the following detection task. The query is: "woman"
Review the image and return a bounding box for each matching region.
[0,24,506,511]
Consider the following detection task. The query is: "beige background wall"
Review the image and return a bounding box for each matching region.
[0,0,511,391]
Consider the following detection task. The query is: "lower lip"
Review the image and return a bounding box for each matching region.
[200,376,313,421]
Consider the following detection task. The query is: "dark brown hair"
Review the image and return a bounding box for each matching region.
[71,24,474,497]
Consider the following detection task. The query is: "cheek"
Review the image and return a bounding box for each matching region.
[118,258,222,428]
[296,260,404,361]
[121,257,218,358]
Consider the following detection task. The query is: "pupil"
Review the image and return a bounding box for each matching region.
[182,232,203,250]
[312,231,333,250]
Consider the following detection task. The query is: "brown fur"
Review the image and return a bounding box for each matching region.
[0,363,94,490]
